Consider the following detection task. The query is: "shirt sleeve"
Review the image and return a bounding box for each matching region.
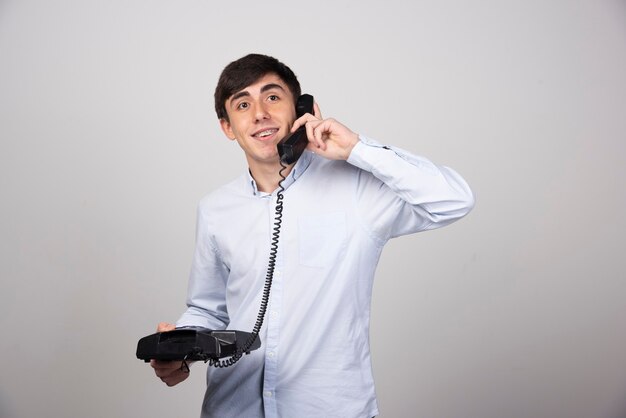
[176,201,230,330]
[347,135,474,242]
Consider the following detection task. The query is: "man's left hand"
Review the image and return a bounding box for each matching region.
[290,102,359,161]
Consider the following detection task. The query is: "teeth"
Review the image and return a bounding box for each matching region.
[256,129,276,137]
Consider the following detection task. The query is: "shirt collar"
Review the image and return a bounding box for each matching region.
[247,150,314,196]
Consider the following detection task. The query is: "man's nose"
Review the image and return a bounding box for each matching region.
[254,101,270,121]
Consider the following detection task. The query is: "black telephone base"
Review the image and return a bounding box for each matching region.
[136,327,261,362]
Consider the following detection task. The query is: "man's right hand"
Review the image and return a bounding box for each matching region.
[150,322,191,387]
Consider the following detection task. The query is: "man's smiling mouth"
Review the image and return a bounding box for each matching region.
[253,128,279,139]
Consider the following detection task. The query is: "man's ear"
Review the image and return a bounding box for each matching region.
[219,118,236,141]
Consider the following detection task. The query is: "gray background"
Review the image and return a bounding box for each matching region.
[1,0,625,417]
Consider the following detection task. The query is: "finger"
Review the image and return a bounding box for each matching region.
[291,112,320,133]
[157,322,176,332]
[305,119,326,149]
[305,120,319,148]
[158,361,190,381]
[154,367,176,379]
[151,360,183,373]
[161,369,190,387]
[312,119,334,151]
[313,102,322,119]
[159,370,189,386]
[290,114,306,132]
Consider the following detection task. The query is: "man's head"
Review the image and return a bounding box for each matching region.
[214,54,301,122]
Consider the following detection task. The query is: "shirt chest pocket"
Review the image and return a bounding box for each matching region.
[298,212,347,268]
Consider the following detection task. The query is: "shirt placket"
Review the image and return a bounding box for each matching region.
[262,193,284,418]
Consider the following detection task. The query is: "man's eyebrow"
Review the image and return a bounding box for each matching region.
[229,83,287,105]
[260,83,286,94]
[229,90,250,103]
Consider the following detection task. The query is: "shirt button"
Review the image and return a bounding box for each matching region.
[264,391,272,397]
[267,351,275,358]
[270,310,278,318]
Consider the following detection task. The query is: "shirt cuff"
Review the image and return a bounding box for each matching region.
[347,135,390,172]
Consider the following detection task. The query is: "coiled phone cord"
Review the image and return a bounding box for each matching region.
[208,161,288,368]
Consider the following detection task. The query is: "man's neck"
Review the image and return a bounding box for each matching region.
[249,161,294,193]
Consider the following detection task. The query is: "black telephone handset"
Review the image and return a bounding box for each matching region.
[277,94,314,165]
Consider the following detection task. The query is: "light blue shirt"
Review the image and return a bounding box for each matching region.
[176,136,474,418]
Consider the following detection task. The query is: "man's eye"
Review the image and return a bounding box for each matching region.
[268,95,279,101]
[237,102,249,110]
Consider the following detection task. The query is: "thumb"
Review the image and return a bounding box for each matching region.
[157,322,176,332]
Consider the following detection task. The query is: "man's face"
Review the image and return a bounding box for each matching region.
[220,73,297,169]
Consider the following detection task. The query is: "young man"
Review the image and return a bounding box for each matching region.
[151,54,474,417]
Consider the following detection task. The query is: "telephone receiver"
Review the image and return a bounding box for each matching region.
[277,94,314,165]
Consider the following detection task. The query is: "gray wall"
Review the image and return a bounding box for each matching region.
[1,1,625,417]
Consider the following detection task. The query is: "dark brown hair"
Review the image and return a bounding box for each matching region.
[214,54,301,121]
